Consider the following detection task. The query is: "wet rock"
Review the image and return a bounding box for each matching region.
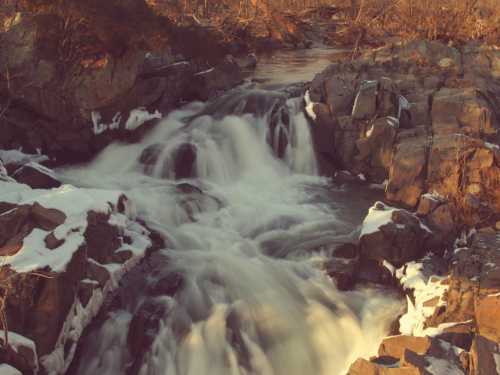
[325,258,357,291]
[12,163,61,189]
[174,143,197,179]
[149,272,184,297]
[127,299,169,374]
[0,341,37,375]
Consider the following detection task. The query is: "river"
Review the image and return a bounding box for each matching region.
[62,48,400,375]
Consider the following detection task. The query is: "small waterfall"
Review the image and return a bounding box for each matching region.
[62,87,399,375]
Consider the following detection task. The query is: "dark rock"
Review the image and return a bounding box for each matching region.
[12,163,61,189]
[85,211,121,264]
[352,80,378,120]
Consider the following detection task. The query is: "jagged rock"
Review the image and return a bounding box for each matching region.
[378,336,431,360]
[432,87,498,138]
[386,128,428,208]
[359,202,434,267]
[12,163,61,189]
[346,357,420,375]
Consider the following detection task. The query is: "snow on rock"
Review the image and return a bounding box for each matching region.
[304,90,317,121]
[125,108,162,131]
[360,201,397,236]
[397,260,449,336]
[91,111,121,135]
[0,180,154,374]
[0,149,48,167]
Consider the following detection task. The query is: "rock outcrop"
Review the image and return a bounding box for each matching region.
[308,39,500,229]
[0,164,162,374]
[0,2,248,164]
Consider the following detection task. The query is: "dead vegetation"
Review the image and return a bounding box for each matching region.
[334,0,500,47]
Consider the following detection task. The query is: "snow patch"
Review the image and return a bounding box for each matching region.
[0,149,48,166]
[125,108,162,131]
[397,261,449,336]
[92,111,121,135]
[304,90,317,121]
[0,364,22,375]
[360,202,396,237]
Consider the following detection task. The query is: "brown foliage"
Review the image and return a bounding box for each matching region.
[337,0,499,46]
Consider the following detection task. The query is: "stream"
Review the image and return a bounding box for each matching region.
[61,48,401,375]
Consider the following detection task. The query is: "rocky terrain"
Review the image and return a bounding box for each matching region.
[306,39,500,374]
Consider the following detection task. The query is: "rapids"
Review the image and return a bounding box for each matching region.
[61,49,401,375]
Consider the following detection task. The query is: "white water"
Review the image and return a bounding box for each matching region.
[62,82,399,375]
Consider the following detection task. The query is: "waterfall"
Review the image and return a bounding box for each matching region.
[62,88,399,375]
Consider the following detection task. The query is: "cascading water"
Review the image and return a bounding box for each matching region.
[62,64,400,375]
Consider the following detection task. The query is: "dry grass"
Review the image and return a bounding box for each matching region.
[336,0,500,46]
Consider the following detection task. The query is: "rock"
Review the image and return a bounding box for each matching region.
[0,341,37,375]
[12,163,61,189]
[352,80,378,120]
[378,336,431,361]
[30,202,66,231]
[470,335,500,375]
[173,143,197,179]
[332,242,358,259]
[127,299,169,374]
[149,272,184,297]
[325,258,357,290]
[432,88,497,138]
[359,203,433,267]
[188,56,243,101]
[475,294,500,342]
[346,357,420,375]
[321,71,359,116]
[356,116,398,174]
[386,128,427,208]
[84,211,121,264]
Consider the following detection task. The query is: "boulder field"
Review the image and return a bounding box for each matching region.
[306,39,500,375]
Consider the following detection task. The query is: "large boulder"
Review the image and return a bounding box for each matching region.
[359,202,434,267]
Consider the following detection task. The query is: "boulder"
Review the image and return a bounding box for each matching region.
[359,202,434,267]
[11,163,61,189]
[378,336,431,360]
